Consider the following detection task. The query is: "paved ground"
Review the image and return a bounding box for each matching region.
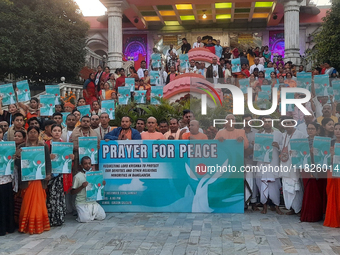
[1,209,340,255]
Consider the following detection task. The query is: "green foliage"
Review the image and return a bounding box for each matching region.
[310,1,340,70]
[0,0,89,84]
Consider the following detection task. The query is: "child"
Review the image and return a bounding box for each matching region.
[258,53,265,66]
[77,98,86,107]
[100,82,116,101]
[55,104,64,113]
[71,156,106,223]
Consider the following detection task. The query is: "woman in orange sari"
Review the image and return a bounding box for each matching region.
[14,126,51,234]
[325,122,340,227]
[284,72,297,87]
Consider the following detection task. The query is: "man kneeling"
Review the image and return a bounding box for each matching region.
[71,156,106,222]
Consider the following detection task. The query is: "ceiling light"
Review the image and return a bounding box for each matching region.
[216,14,231,19]
[164,21,180,25]
[215,3,232,9]
[175,4,192,10]
[255,2,273,8]
[203,13,207,19]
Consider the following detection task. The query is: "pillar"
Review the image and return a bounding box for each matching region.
[283,0,301,65]
[101,0,123,69]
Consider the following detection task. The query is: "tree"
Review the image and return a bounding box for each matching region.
[0,0,89,84]
[310,0,340,71]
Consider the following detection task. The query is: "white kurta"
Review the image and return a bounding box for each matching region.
[256,129,283,205]
[280,129,307,213]
[244,128,258,204]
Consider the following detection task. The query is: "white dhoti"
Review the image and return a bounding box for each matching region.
[256,178,281,206]
[76,202,106,223]
[245,167,258,204]
[282,177,304,213]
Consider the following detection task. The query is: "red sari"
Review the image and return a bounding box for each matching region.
[83,80,97,108]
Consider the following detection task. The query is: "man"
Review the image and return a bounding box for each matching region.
[137,60,147,79]
[135,118,145,133]
[206,57,224,84]
[255,116,283,215]
[166,65,177,85]
[193,36,203,48]
[4,113,25,141]
[115,68,126,89]
[61,113,76,142]
[298,65,305,73]
[250,57,264,74]
[167,52,178,72]
[164,118,181,140]
[141,117,165,140]
[0,121,9,134]
[39,120,56,142]
[242,114,259,211]
[296,112,315,136]
[186,59,197,74]
[181,38,191,54]
[27,117,41,129]
[317,104,338,124]
[214,39,223,59]
[181,110,203,133]
[70,116,99,170]
[214,114,249,150]
[71,156,106,223]
[52,112,63,126]
[91,101,102,116]
[158,120,169,135]
[90,114,100,130]
[95,113,115,140]
[280,117,306,215]
[165,44,177,62]
[104,116,141,140]
[198,62,206,77]
[180,120,208,140]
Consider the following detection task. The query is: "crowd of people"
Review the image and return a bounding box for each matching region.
[1,35,340,237]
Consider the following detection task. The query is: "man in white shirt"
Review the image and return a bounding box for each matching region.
[61,113,76,142]
[95,113,115,140]
[165,44,177,61]
[186,59,197,73]
[250,57,264,74]
[137,60,147,79]
[193,36,204,48]
[180,110,203,133]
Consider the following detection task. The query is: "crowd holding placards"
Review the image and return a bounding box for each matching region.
[1,36,340,236]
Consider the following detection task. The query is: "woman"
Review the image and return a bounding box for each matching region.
[249,73,257,89]
[83,73,97,107]
[0,100,24,126]
[100,82,116,101]
[14,126,51,234]
[0,127,15,236]
[13,130,27,225]
[284,72,297,88]
[300,123,327,222]
[107,73,115,90]
[263,46,271,67]
[46,124,74,226]
[325,122,340,227]
[129,66,139,81]
[255,71,265,87]
[18,98,40,129]
[319,117,335,138]
[270,72,278,88]
[102,66,111,83]
[55,104,64,113]
[77,97,86,107]
[143,70,151,85]
[135,79,151,101]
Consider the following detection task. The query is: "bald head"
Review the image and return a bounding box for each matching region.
[147,117,157,132]
[189,120,200,135]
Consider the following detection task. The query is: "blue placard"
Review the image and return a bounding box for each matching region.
[16,80,31,102]
[77,105,91,117]
[0,84,16,105]
[101,100,115,119]
[99,140,244,213]
[313,136,331,167]
[150,86,163,105]
[290,138,311,167]
[45,85,61,105]
[231,58,241,73]
[86,170,105,201]
[40,94,55,116]
[253,133,273,163]
[0,141,15,176]
[21,146,46,181]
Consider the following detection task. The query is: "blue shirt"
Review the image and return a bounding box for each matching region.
[215,45,223,58]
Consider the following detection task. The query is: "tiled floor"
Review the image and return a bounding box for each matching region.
[1,209,340,255]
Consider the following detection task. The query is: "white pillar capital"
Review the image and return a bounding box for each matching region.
[100,0,123,69]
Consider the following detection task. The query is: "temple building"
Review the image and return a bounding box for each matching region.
[84,0,330,70]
